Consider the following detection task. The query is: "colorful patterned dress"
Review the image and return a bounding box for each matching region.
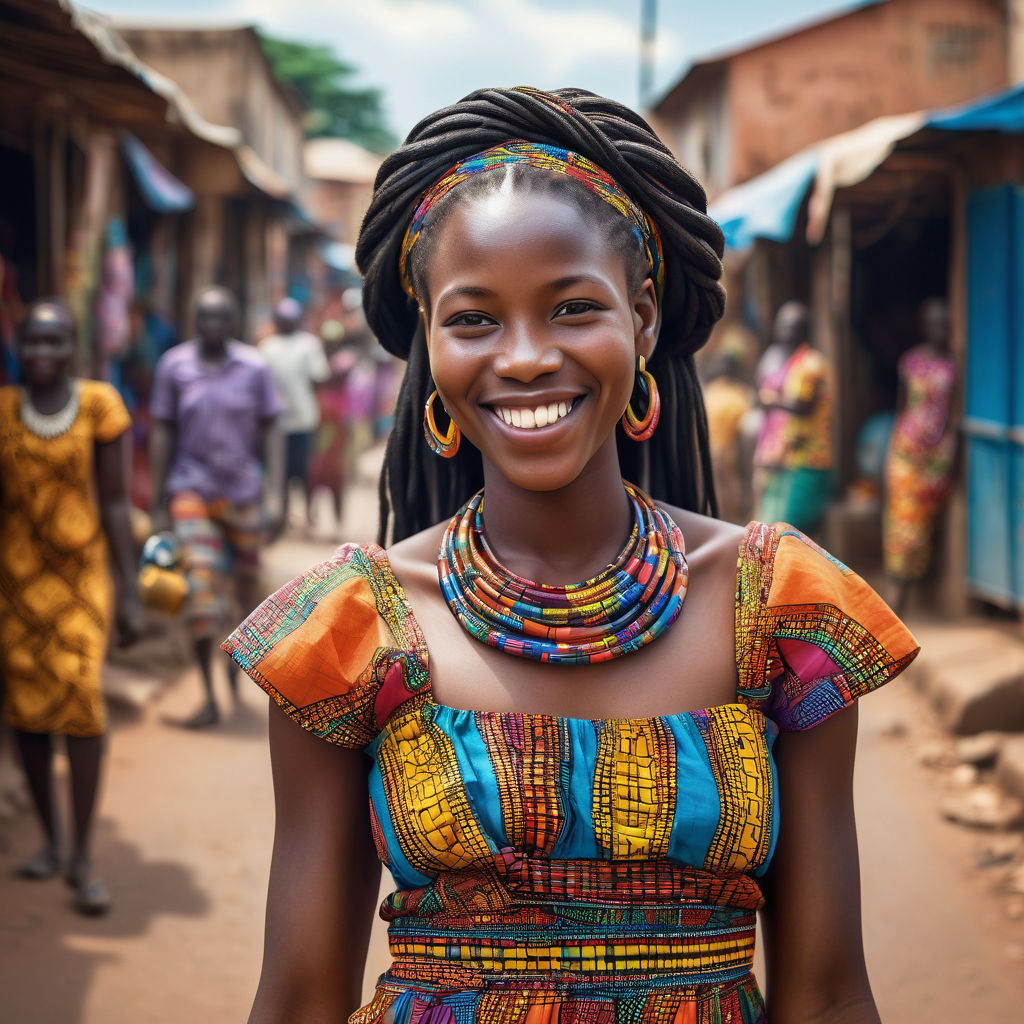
[883,346,957,581]
[0,381,131,736]
[224,522,918,1024]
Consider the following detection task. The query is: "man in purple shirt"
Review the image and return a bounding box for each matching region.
[150,286,283,728]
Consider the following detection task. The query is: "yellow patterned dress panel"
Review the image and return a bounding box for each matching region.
[694,706,774,874]
[592,718,676,860]
[377,703,496,874]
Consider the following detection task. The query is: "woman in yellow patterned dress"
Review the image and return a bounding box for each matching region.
[0,299,142,915]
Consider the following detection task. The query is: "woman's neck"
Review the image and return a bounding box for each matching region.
[24,376,73,415]
[478,442,633,585]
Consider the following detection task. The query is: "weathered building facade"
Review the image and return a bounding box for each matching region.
[654,0,1009,198]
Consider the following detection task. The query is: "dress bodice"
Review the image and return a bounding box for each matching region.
[225,522,918,1024]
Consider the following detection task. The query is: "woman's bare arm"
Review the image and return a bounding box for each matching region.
[760,705,881,1024]
[96,431,143,645]
[249,703,382,1024]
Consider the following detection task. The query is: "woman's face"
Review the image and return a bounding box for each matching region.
[423,189,657,493]
[18,308,75,387]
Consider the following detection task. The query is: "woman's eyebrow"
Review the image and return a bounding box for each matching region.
[545,274,609,291]
[436,285,496,304]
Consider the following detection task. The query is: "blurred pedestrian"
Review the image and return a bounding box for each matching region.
[149,286,283,728]
[259,297,329,536]
[307,289,376,537]
[0,298,142,915]
[883,297,957,614]
[703,351,754,523]
[754,301,833,532]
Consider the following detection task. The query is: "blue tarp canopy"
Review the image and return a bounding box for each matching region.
[709,150,817,250]
[927,81,1024,133]
[709,82,1024,251]
[122,133,195,214]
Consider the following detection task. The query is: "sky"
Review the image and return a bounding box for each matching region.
[85,0,865,140]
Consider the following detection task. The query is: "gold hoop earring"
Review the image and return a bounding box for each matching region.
[621,356,660,442]
[424,390,461,458]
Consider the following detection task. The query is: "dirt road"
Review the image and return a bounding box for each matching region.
[2,474,1022,1021]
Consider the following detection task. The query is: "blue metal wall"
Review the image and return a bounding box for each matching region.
[965,184,1024,607]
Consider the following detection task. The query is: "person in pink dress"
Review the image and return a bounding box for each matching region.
[883,297,957,613]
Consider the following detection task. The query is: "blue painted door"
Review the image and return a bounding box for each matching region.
[965,184,1024,607]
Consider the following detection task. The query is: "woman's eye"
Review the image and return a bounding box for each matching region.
[445,312,494,328]
[554,301,599,318]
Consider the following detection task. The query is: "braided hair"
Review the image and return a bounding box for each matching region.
[356,87,726,545]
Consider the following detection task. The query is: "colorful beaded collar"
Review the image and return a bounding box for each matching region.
[438,481,687,665]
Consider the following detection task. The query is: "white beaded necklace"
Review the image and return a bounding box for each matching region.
[20,380,81,439]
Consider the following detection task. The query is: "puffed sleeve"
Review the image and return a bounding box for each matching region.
[222,544,419,748]
[86,381,132,443]
[736,523,919,731]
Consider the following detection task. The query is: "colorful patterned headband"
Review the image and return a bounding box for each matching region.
[399,140,664,301]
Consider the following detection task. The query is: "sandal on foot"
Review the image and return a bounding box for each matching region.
[17,850,61,880]
[73,879,111,917]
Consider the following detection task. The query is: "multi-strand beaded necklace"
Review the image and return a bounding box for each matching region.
[437,482,688,665]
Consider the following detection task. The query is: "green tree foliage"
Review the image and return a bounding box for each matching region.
[259,31,396,153]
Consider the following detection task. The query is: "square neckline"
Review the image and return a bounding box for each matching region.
[361,525,766,730]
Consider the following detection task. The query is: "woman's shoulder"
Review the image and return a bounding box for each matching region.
[77,379,131,440]
[733,520,920,730]
[657,504,748,576]
[385,520,449,597]
[222,540,425,748]
[225,542,387,663]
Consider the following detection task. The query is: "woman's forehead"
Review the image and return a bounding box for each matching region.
[434,190,609,263]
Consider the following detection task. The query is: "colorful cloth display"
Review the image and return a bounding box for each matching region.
[224,522,917,1024]
[0,381,131,735]
[883,345,957,581]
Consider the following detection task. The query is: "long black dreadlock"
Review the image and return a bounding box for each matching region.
[355,87,726,545]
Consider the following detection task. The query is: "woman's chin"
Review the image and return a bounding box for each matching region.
[481,454,598,496]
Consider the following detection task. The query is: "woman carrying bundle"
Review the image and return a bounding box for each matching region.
[225,87,918,1024]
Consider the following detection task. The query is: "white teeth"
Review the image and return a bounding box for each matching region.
[494,399,576,430]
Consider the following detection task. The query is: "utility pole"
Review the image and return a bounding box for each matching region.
[640,0,657,108]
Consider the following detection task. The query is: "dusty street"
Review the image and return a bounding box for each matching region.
[1,465,1023,1022]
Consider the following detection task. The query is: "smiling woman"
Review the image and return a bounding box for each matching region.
[223,87,919,1024]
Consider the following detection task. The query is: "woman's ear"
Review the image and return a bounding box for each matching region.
[632,277,658,361]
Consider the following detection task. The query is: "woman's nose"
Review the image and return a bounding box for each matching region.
[491,323,562,381]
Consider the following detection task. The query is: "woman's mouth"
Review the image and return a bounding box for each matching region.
[491,398,578,430]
